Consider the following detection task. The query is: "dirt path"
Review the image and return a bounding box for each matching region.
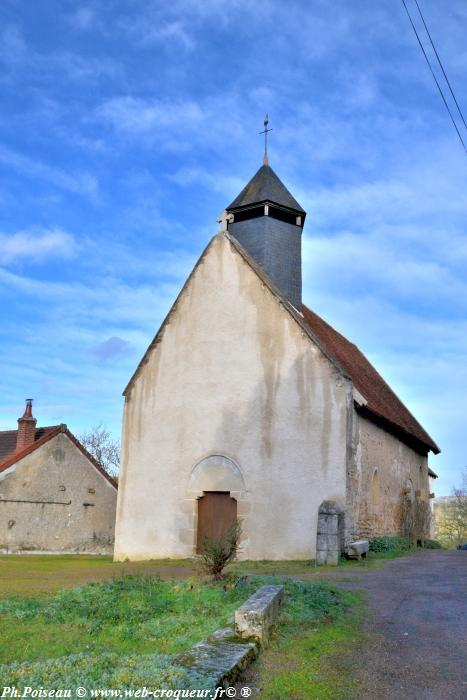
[342,550,467,699]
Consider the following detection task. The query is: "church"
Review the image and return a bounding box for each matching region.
[114,150,439,563]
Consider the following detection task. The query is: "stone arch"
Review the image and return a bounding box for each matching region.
[371,469,381,512]
[189,454,245,497]
[179,454,249,557]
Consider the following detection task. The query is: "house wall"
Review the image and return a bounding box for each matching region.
[0,433,117,553]
[347,411,430,539]
[115,233,351,561]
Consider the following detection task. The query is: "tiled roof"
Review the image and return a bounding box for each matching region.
[301,306,440,455]
[226,164,305,213]
[0,426,59,463]
[0,424,118,488]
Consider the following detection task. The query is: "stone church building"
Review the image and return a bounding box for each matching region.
[0,401,117,553]
[114,158,439,562]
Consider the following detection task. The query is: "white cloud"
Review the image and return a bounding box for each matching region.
[0,228,78,265]
[0,144,99,199]
[0,25,27,67]
[69,7,96,30]
[95,96,204,135]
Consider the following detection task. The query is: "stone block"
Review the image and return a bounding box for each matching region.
[316,533,328,551]
[235,584,284,643]
[347,539,369,560]
[325,517,339,535]
[325,549,339,566]
[324,533,339,550]
[316,549,328,565]
[178,626,258,688]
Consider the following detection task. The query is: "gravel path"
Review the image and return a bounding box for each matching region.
[345,550,467,699]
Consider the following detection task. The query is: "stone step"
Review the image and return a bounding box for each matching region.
[177,627,258,688]
[235,584,285,643]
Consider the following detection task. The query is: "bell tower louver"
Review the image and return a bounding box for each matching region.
[224,161,306,310]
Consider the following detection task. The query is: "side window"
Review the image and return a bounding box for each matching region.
[405,478,415,503]
[371,469,380,512]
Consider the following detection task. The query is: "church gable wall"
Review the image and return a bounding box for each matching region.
[0,432,116,553]
[115,234,351,561]
[348,412,430,539]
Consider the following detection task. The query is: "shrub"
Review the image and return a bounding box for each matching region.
[196,521,242,580]
[369,536,412,552]
[400,493,432,544]
[422,539,443,549]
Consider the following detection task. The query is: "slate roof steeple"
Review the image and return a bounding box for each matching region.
[226,163,305,216]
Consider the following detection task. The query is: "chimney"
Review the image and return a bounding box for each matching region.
[16,399,37,452]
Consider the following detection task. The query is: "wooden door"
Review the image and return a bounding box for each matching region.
[196,492,237,553]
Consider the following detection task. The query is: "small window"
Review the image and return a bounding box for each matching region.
[404,479,415,503]
[59,485,66,491]
[88,487,95,494]
[371,469,381,511]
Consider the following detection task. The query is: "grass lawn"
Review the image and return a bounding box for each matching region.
[0,547,415,598]
[0,551,413,695]
[0,555,193,597]
[243,587,365,699]
[0,573,262,688]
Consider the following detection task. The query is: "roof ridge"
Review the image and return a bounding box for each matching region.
[301,305,439,454]
[0,424,62,434]
[0,424,118,488]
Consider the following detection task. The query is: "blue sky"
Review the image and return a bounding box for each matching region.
[0,0,466,495]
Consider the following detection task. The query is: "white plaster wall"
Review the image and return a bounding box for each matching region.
[115,233,350,561]
[348,412,430,538]
[0,433,117,553]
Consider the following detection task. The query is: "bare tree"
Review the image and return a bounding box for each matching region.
[79,424,120,478]
[434,468,467,548]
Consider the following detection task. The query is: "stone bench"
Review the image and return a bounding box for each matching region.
[346,539,369,560]
[177,627,258,688]
[235,584,284,643]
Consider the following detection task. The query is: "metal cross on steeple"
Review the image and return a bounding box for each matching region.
[259,114,272,166]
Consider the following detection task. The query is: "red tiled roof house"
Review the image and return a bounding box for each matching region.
[0,401,117,554]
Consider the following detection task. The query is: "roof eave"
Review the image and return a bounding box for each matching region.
[355,402,441,456]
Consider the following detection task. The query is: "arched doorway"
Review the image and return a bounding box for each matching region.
[196,492,237,553]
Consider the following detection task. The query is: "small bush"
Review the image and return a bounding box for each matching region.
[422,539,443,549]
[196,522,242,580]
[369,536,412,552]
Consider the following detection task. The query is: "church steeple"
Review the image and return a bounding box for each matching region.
[224,157,306,310]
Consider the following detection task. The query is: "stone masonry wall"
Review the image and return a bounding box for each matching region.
[0,432,117,553]
[347,410,431,540]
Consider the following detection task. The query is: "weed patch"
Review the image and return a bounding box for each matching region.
[368,536,413,552]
